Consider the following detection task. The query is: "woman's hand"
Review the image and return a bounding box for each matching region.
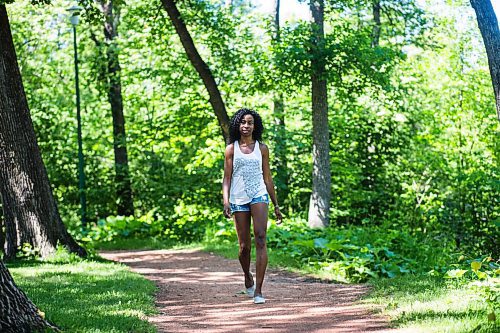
[274,206,283,225]
[223,203,231,219]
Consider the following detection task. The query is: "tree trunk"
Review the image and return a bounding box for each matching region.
[371,0,381,48]
[470,0,500,121]
[161,0,231,143]
[308,0,331,228]
[0,260,57,332]
[272,0,289,206]
[100,0,134,216]
[0,214,4,254]
[0,5,86,260]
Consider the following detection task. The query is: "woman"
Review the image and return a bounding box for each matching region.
[222,108,283,305]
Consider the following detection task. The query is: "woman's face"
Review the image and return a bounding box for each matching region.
[239,114,254,138]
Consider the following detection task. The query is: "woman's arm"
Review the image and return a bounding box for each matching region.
[222,144,234,218]
[261,143,283,223]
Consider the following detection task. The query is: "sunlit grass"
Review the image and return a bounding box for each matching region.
[94,237,176,251]
[365,275,498,333]
[94,237,202,251]
[7,256,157,333]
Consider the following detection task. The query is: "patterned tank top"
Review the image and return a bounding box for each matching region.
[229,140,268,205]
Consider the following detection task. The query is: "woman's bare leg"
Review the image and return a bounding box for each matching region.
[250,203,268,296]
[233,211,253,288]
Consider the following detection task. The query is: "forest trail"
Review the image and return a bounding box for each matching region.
[100,249,399,333]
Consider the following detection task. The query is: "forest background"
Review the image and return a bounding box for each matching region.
[1,0,499,332]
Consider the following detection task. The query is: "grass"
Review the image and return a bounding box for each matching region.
[364,275,498,333]
[7,251,157,333]
[93,237,177,251]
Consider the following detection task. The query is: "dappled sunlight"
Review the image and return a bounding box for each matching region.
[102,249,395,332]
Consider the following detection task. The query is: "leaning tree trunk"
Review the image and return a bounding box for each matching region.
[100,0,134,216]
[470,0,500,121]
[272,0,289,206]
[0,260,57,332]
[161,0,231,143]
[0,5,86,260]
[308,0,331,228]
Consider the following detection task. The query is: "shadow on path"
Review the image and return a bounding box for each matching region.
[101,249,398,333]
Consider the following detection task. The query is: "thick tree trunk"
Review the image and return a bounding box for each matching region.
[470,0,500,121]
[161,0,231,143]
[371,0,381,48]
[0,260,57,332]
[0,215,4,254]
[308,0,331,228]
[273,0,288,205]
[100,0,134,216]
[0,6,86,259]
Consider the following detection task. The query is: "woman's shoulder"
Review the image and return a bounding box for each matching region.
[258,142,269,155]
[225,143,235,156]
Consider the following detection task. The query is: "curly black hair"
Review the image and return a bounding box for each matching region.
[229,108,264,143]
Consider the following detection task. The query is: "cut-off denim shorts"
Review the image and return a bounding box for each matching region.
[230,194,269,214]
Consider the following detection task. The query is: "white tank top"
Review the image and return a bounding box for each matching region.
[230,140,268,205]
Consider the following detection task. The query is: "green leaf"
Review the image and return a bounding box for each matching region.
[313,238,329,249]
[445,269,468,279]
[471,261,482,271]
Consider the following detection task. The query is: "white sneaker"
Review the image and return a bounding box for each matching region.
[254,295,266,304]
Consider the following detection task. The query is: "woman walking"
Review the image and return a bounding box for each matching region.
[222,108,283,304]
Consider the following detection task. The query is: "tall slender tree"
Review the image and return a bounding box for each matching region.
[308,0,331,228]
[161,0,230,142]
[470,0,500,121]
[0,5,86,259]
[371,0,381,47]
[98,0,134,216]
[272,0,289,206]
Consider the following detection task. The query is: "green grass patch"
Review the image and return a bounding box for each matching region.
[93,237,177,251]
[364,274,498,333]
[7,256,157,333]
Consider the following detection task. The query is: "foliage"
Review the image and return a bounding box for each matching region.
[80,204,218,243]
[444,255,500,324]
[207,217,453,283]
[3,0,499,331]
[6,0,499,277]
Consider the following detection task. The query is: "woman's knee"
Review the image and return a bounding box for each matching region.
[239,242,251,255]
[254,230,267,249]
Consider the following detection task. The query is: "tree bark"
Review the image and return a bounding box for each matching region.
[273,0,289,206]
[308,0,331,228]
[371,0,381,48]
[0,5,86,259]
[0,213,4,254]
[161,0,231,143]
[470,0,500,121]
[99,0,134,216]
[0,260,57,332]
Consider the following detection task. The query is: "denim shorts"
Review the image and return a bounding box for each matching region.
[230,194,269,214]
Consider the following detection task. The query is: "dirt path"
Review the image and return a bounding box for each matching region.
[100,249,396,333]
